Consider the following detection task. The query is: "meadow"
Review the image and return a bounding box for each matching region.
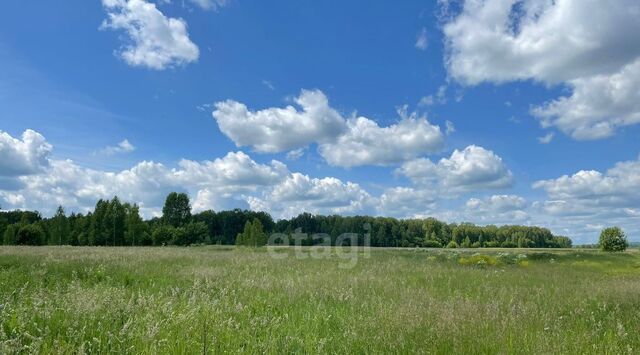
[1,246,639,354]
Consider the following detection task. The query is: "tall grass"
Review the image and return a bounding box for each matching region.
[1,246,639,353]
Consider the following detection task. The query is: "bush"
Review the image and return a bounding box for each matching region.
[446,241,459,249]
[599,227,628,252]
[152,225,174,246]
[16,224,45,245]
[422,239,443,248]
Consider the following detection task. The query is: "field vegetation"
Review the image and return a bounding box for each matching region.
[1,246,639,353]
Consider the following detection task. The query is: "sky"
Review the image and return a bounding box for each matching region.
[1,0,639,244]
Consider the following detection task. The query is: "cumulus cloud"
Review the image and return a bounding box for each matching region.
[465,194,529,222]
[0,129,51,177]
[0,140,289,217]
[247,173,375,219]
[213,90,445,167]
[97,139,136,155]
[466,194,526,212]
[532,59,640,140]
[378,187,436,217]
[0,130,376,219]
[397,145,514,193]
[101,0,199,70]
[212,89,346,153]
[318,113,444,168]
[533,156,640,209]
[441,0,640,139]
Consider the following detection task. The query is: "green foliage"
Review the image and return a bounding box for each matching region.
[174,222,209,246]
[3,224,18,245]
[16,224,45,245]
[152,225,175,246]
[162,192,192,227]
[0,192,574,249]
[422,239,443,248]
[447,240,458,248]
[599,227,628,252]
[236,218,267,247]
[48,206,69,245]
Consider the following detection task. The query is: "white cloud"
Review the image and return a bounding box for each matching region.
[397,145,514,193]
[378,187,436,217]
[0,130,377,219]
[318,113,444,168]
[418,85,447,107]
[466,194,526,212]
[415,27,428,50]
[213,90,445,167]
[527,154,640,242]
[537,132,554,144]
[533,157,640,209]
[189,0,227,11]
[445,120,455,135]
[101,0,199,70]
[212,89,346,153]
[286,148,304,160]
[441,0,640,139]
[97,139,136,155]
[465,195,528,222]
[0,146,288,217]
[532,59,640,140]
[247,173,375,219]
[0,129,51,177]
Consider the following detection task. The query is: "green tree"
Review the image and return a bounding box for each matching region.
[50,205,69,245]
[106,197,126,246]
[162,192,192,227]
[16,224,45,245]
[125,204,145,246]
[599,227,628,252]
[236,218,267,247]
[152,225,175,246]
[174,222,209,246]
[3,224,18,245]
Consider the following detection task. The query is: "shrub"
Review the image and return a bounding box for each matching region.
[447,241,458,249]
[16,224,45,245]
[599,227,628,252]
[152,225,175,246]
[422,239,443,248]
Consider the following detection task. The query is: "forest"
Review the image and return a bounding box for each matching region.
[0,192,572,248]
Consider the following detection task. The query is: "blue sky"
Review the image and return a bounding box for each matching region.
[1,0,639,243]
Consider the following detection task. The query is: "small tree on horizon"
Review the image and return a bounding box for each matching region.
[599,227,628,252]
[236,218,267,247]
[162,192,192,228]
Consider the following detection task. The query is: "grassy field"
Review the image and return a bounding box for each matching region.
[1,246,639,354]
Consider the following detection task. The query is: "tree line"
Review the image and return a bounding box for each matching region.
[0,192,572,248]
